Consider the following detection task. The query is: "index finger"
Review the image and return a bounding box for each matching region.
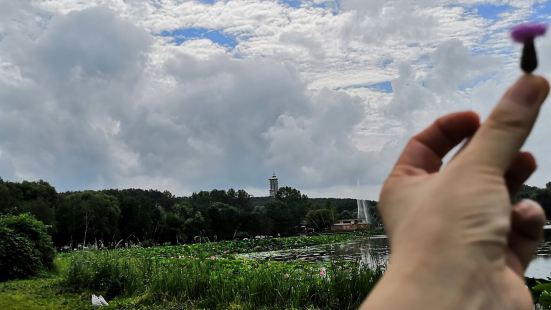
[455,75,549,174]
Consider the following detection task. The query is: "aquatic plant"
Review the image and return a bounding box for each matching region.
[63,250,383,309]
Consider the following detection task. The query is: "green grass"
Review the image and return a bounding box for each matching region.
[0,276,88,309]
[1,233,384,309]
[57,232,374,262]
[2,233,549,309]
[62,251,383,309]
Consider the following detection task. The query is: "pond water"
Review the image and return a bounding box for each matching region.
[525,225,551,279]
[245,226,551,279]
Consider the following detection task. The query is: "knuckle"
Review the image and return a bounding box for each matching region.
[486,109,530,133]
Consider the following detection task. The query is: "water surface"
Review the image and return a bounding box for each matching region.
[246,228,551,279]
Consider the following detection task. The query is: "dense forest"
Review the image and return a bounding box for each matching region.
[2,178,550,249]
[0,178,379,248]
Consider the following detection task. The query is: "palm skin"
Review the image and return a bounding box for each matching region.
[363,75,549,309]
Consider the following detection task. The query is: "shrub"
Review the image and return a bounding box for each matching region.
[0,226,41,280]
[0,213,55,280]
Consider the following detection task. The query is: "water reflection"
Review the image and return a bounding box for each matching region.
[245,228,551,279]
[526,226,551,279]
[242,236,389,268]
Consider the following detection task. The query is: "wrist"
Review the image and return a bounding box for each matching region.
[362,249,488,310]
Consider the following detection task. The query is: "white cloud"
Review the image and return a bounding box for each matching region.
[0,0,549,198]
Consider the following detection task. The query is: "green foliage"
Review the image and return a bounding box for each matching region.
[65,251,154,299]
[59,233,366,260]
[0,179,58,225]
[0,177,379,247]
[0,276,89,309]
[305,209,335,232]
[56,191,120,246]
[532,280,551,309]
[64,249,383,309]
[0,214,55,281]
[339,209,355,219]
[206,202,240,240]
[263,200,296,235]
[0,227,41,281]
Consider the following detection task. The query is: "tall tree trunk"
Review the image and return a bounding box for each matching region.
[83,211,88,247]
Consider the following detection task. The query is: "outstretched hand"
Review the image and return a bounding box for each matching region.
[362,75,549,310]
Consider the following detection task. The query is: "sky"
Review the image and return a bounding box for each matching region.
[1,0,551,199]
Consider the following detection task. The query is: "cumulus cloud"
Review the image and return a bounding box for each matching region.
[0,6,152,190]
[0,0,549,199]
[0,3,383,197]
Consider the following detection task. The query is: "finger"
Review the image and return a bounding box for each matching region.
[448,137,471,162]
[507,199,545,276]
[393,111,479,174]
[505,152,537,197]
[458,75,549,174]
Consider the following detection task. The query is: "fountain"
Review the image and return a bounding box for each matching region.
[357,199,370,224]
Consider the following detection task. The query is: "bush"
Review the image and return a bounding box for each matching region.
[0,213,55,281]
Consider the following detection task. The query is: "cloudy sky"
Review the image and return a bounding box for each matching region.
[1,0,551,199]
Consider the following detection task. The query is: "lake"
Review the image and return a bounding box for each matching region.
[245,227,551,279]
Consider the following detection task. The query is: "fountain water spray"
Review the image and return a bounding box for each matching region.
[356,178,371,224]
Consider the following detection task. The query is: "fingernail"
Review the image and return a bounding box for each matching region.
[509,76,549,106]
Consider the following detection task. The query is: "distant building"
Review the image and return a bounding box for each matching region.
[269,173,278,198]
[331,219,370,232]
[331,199,372,232]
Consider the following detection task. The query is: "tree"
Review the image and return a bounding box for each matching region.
[275,187,311,229]
[305,209,335,232]
[264,200,296,236]
[56,192,120,246]
[206,202,240,240]
[275,187,307,202]
[158,203,187,244]
[184,211,207,242]
[0,180,58,226]
[0,213,55,280]
[236,189,252,210]
[103,189,168,243]
[338,210,355,220]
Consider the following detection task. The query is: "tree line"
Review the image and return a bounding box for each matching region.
[0,178,379,248]
[516,183,551,219]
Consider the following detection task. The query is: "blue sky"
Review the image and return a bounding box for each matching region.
[157,1,551,97]
[160,28,237,48]
[474,4,513,21]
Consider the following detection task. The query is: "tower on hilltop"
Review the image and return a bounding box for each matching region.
[269,173,278,198]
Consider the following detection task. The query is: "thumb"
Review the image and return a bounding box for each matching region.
[507,199,545,276]
[457,75,549,174]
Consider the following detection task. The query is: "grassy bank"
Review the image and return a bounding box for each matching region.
[0,276,87,309]
[8,233,548,309]
[0,233,383,309]
[63,251,383,309]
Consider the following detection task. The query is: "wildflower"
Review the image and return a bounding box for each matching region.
[319,267,327,278]
[209,255,217,260]
[284,272,290,279]
[511,23,547,73]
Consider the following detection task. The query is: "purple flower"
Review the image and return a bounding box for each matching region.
[511,23,547,43]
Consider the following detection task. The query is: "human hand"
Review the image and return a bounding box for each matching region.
[362,75,549,310]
